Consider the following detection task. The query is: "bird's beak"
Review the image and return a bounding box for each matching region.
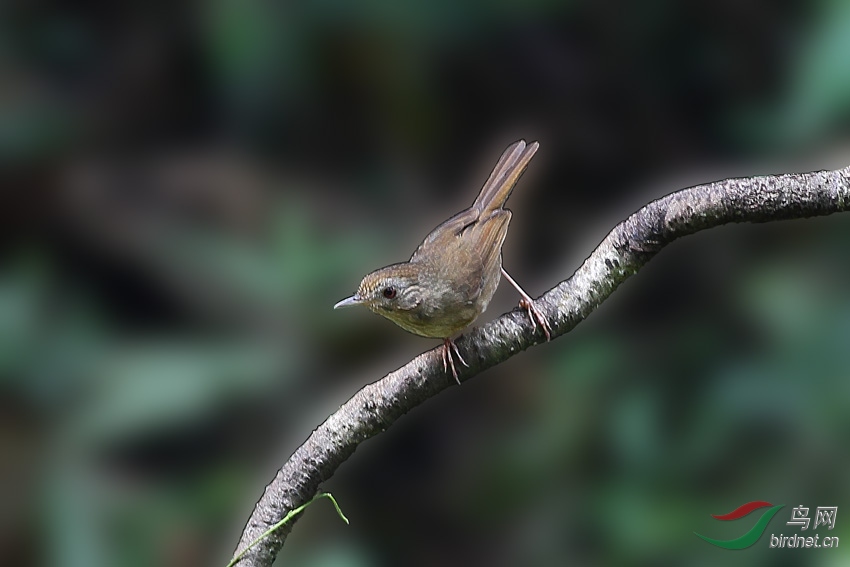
[334,294,363,309]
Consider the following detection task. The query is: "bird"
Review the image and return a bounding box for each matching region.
[334,140,550,382]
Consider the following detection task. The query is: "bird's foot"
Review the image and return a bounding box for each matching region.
[518,298,551,342]
[501,267,551,341]
[442,338,468,384]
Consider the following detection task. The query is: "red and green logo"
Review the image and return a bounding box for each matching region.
[695,501,785,549]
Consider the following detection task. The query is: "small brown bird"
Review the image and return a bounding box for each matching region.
[334,140,550,382]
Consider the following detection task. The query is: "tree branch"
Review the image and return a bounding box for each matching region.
[230,165,850,566]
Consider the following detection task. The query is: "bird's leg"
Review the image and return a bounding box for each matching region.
[501,267,551,341]
[442,338,468,384]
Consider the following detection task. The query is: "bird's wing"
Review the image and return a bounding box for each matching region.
[411,206,479,260]
[411,209,511,302]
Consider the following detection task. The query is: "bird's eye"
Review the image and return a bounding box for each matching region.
[382,286,397,299]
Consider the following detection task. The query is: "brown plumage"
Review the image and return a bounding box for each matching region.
[335,140,549,382]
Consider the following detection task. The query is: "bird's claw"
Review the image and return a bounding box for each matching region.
[519,298,551,342]
[442,338,468,384]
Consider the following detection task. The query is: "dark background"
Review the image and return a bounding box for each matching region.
[2,1,849,566]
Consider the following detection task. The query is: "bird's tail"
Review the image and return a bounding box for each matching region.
[472,139,539,215]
